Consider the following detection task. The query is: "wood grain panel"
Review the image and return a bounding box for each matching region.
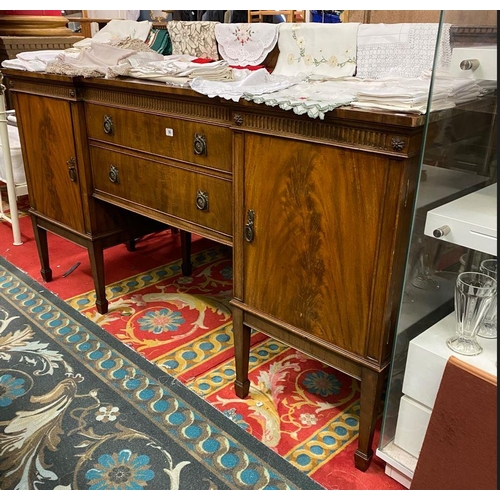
[15,93,85,232]
[85,103,232,172]
[90,146,232,237]
[242,134,394,359]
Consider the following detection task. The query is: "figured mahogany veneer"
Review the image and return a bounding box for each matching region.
[3,68,426,472]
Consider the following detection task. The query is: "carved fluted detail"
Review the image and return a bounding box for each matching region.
[84,88,231,123]
[5,79,79,100]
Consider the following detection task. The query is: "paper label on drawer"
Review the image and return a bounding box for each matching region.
[165,128,174,137]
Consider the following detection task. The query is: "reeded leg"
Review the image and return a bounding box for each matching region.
[354,366,387,471]
[87,240,108,315]
[31,217,52,282]
[233,308,251,398]
[180,230,192,276]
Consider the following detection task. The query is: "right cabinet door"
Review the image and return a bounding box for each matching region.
[15,93,85,233]
[241,133,408,361]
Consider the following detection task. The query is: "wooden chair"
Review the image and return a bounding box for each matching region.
[248,11,305,23]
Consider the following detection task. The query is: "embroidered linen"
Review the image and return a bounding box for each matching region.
[215,23,279,66]
[272,23,359,78]
[190,68,306,102]
[247,79,359,119]
[167,21,220,60]
[73,19,152,49]
[110,55,233,87]
[356,23,452,79]
[45,42,138,78]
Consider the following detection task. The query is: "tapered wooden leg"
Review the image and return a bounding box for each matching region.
[180,230,192,276]
[233,308,251,398]
[354,366,387,471]
[87,240,108,315]
[31,217,52,282]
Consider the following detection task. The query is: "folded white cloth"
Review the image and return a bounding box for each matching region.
[114,55,233,86]
[45,42,138,77]
[215,23,279,66]
[1,49,64,71]
[190,67,305,102]
[272,23,360,79]
[247,79,359,119]
[73,19,152,48]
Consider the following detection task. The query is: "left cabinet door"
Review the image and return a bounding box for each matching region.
[15,93,85,233]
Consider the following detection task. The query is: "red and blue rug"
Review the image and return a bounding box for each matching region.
[0,200,403,490]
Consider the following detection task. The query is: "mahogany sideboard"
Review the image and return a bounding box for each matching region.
[2,68,426,471]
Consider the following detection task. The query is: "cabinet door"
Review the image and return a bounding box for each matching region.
[242,134,402,359]
[16,93,85,233]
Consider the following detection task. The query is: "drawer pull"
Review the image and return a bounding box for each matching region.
[245,209,255,243]
[67,157,77,182]
[193,133,207,155]
[196,190,209,211]
[108,164,119,184]
[103,115,114,135]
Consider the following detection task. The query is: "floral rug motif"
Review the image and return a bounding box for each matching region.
[0,214,404,490]
[0,256,322,490]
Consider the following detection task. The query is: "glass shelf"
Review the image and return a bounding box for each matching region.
[377,10,497,489]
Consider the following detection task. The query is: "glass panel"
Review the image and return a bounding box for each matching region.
[378,9,497,480]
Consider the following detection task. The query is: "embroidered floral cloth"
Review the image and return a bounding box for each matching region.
[215,23,279,66]
[246,79,359,119]
[272,23,359,79]
[167,21,220,61]
[356,23,452,79]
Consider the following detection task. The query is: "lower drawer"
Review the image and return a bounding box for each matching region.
[394,395,432,459]
[90,146,232,237]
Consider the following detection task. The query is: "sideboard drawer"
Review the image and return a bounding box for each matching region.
[90,146,232,237]
[85,103,232,172]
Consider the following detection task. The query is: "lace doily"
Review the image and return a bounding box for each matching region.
[356,23,452,79]
[215,23,279,66]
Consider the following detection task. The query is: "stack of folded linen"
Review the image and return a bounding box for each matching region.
[190,67,306,102]
[120,55,234,86]
[350,75,482,113]
[1,50,65,72]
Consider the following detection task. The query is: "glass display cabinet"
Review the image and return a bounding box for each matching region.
[376,11,497,488]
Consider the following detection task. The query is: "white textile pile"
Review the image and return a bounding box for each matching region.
[113,55,234,87]
[350,75,482,113]
[1,50,64,72]
[45,42,141,78]
[73,19,152,48]
[190,67,306,102]
[247,79,360,119]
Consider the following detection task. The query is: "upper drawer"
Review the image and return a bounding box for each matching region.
[90,146,232,238]
[85,103,232,172]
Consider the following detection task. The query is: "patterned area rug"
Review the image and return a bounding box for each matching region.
[0,206,404,490]
[0,256,322,490]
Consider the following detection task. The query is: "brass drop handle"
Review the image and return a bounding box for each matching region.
[103,115,114,134]
[108,164,119,183]
[67,157,77,182]
[196,190,209,211]
[193,133,207,155]
[244,209,255,243]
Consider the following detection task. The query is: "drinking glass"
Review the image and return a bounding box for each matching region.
[447,271,497,356]
[478,259,497,339]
